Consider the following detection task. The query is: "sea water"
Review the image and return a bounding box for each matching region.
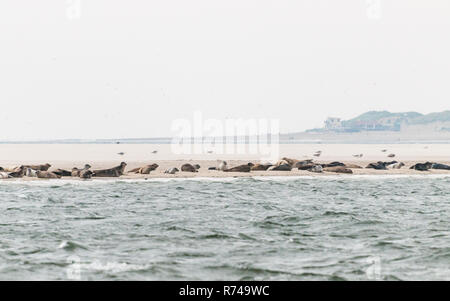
[0,176,449,280]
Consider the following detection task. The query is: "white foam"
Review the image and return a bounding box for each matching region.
[1,173,449,186]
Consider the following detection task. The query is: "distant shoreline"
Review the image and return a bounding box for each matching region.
[1,140,450,145]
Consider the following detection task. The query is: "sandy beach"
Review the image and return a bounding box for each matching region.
[0,143,449,180]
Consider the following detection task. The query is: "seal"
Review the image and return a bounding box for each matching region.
[366,161,397,170]
[251,163,273,171]
[281,157,300,167]
[297,163,316,170]
[410,162,433,171]
[52,169,72,177]
[275,160,290,167]
[3,166,22,172]
[79,169,93,179]
[7,166,25,178]
[268,163,292,171]
[0,172,11,179]
[139,164,159,174]
[308,165,323,173]
[93,162,127,177]
[323,166,353,174]
[224,164,251,172]
[181,164,198,172]
[387,162,405,169]
[130,164,159,174]
[165,167,179,174]
[36,171,61,179]
[293,160,314,169]
[218,161,228,171]
[322,162,345,168]
[431,163,450,170]
[344,164,362,169]
[26,168,38,177]
[23,164,51,171]
[71,164,92,177]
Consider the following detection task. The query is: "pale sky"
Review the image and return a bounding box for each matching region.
[1,0,450,140]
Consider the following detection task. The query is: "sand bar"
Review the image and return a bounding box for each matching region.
[0,144,449,180]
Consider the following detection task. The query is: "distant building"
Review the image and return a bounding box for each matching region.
[324,117,342,130]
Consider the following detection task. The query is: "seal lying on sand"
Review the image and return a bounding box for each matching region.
[224,163,252,172]
[165,167,179,174]
[93,162,127,177]
[281,157,300,167]
[410,162,433,171]
[344,164,362,169]
[366,161,397,170]
[3,166,23,173]
[322,162,345,168]
[79,169,93,179]
[0,172,11,179]
[294,160,314,169]
[181,164,198,172]
[36,171,61,179]
[23,164,51,171]
[268,163,292,171]
[26,168,38,177]
[323,166,353,174]
[297,163,316,170]
[308,165,323,173]
[387,162,405,169]
[129,164,159,174]
[251,163,273,171]
[431,163,450,170]
[52,169,72,177]
[7,166,25,178]
[71,164,92,177]
[218,161,228,171]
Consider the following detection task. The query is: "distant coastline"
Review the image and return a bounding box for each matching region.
[2,110,450,144]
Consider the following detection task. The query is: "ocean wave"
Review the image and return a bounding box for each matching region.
[1,173,450,187]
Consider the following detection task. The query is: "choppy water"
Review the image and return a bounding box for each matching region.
[0,175,449,281]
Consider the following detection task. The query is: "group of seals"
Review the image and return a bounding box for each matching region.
[71,164,93,178]
[1,165,35,178]
[2,158,450,180]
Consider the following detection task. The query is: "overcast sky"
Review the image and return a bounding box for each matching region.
[0,0,449,140]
